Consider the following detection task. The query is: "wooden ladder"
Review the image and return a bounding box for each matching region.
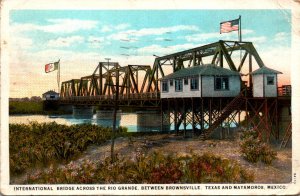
[199,91,245,140]
[280,122,292,148]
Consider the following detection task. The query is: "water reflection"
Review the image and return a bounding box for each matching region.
[96,119,120,128]
[9,113,137,132]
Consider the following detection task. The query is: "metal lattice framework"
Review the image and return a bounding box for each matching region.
[60,40,265,101]
[146,40,265,92]
[58,40,291,142]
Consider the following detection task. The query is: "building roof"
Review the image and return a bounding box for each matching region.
[42,90,59,96]
[249,66,282,75]
[162,64,240,80]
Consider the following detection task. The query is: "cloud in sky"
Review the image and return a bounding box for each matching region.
[47,36,84,48]
[246,36,267,44]
[43,19,98,33]
[87,36,106,48]
[11,19,99,35]
[185,29,255,42]
[274,32,290,42]
[101,23,130,32]
[137,43,199,56]
[11,36,33,49]
[108,25,200,41]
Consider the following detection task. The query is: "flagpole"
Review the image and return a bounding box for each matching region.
[239,15,242,42]
[57,59,60,93]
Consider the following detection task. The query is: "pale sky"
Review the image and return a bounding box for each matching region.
[8,9,291,98]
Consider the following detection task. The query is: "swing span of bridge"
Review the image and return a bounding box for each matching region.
[57,40,291,142]
[59,40,290,106]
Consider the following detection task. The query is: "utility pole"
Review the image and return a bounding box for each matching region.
[105,58,111,96]
[110,61,119,162]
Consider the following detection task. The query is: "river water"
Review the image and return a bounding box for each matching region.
[9,113,239,132]
[9,113,139,132]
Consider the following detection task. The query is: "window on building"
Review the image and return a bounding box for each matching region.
[170,79,173,86]
[267,76,274,85]
[162,81,169,92]
[215,76,229,90]
[184,78,188,85]
[175,79,183,92]
[190,77,199,90]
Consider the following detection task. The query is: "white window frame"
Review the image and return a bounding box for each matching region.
[215,76,229,91]
[175,79,183,92]
[267,76,275,85]
[162,81,169,92]
[190,77,199,90]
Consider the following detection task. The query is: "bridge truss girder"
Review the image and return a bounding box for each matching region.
[61,40,264,98]
[60,79,81,97]
[146,40,265,92]
[60,62,156,98]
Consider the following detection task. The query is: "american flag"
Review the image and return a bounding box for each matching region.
[220,18,239,34]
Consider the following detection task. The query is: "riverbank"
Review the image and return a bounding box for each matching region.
[9,122,129,176]
[10,128,291,184]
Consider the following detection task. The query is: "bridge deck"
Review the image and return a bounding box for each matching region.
[59,92,160,108]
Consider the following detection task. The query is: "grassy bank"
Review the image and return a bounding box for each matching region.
[9,122,128,176]
[9,101,70,115]
[9,101,44,114]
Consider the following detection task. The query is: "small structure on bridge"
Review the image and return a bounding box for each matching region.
[250,66,282,97]
[160,64,241,98]
[42,90,59,100]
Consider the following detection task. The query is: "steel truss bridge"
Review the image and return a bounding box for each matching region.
[59,40,291,142]
[60,40,266,105]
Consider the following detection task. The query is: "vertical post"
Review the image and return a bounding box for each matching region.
[219,50,223,68]
[168,98,170,132]
[246,98,249,128]
[175,99,178,135]
[136,69,139,93]
[57,59,60,93]
[209,99,212,127]
[192,98,195,136]
[238,111,241,125]
[192,52,196,67]
[111,67,119,162]
[173,57,177,72]
[249,54,253,90]
[105,58,111,96]
[161,99,163,132]
[201,98,204,132]
[239,15,242,42]
[183,99,186,138]
[99,62,102,95]
[275,99,279,140]
[155,63,159,92]
[265,99,270,143]
[127,68,130,97]
[220,98,223,139]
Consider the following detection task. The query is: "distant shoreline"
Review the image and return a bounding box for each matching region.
[9,101,71,115]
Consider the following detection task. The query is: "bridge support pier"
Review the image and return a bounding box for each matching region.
[72,106,94,119]
[96,110,121,128]
[137,111,169,132]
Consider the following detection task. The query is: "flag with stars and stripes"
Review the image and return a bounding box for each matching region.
[220,18,239,34]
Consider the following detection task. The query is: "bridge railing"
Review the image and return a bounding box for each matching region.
[60,92,160,101]
[278,85,291,97]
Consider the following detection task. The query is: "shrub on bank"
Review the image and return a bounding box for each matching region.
[9,101,44,114]
[240,130,277,164]
[26,152,254,184]
[9,122,127,175]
